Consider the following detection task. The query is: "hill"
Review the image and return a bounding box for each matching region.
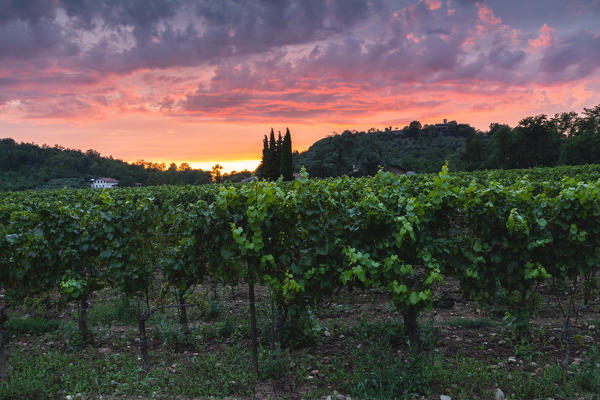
[0,139,218,191]
[293,105,600,177]
[294,121,473,177]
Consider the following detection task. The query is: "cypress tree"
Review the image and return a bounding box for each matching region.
[257,134,269,179]
[274,131,283,179]
[258,128,293,180]
[268,129,279,180]
[280,128,293,181]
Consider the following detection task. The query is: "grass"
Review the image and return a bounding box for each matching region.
[337,341,436,400]
[433,354,596,400]
[6,316,61,335]
[1,286,599,399]
[2,324,598,400]
[87,294,138,326]
[444,317,499,329]
[0,344,255,400]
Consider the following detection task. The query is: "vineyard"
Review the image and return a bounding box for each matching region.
[1,165,600,399]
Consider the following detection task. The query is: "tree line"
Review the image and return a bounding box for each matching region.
[293,121,474,176]
[0,139,250,191]
[458,105,600,170]
[294,104,600,177]
[3,104,600,191]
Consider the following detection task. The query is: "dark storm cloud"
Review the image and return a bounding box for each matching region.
[0,0,56,23]
[61,0,183,45]
[487,47,526,70]
[1,0,600,121]
[0,16,78,60]
[60,0,182,28]
[540,31,600,81]
[0,0,596,81]
[0,0,380,71]
[0,0,78,61]
[76,0,380,72]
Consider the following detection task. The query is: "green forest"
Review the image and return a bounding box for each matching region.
[0,140,251,192]
[295,104,600,177]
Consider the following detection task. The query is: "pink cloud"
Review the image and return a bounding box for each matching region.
[529,23,555,50]
[423,0,442,11]
[476,3,502,27]
[1,0,600,165]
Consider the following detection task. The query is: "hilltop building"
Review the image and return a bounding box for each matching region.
[435,119,449,130]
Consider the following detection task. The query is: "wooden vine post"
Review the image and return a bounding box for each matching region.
[0,305,9,380]
[176,289,191,337]
[248,260,259,377]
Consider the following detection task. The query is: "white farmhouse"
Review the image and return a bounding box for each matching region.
[90,177,119,189]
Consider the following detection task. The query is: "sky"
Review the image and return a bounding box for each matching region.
[1,0,600,172]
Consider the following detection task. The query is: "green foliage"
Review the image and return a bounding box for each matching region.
[513,339,544,362]
[279,308,321,349]
[353,319,407,347]
[434,354,598,400]
[294,104,600,176]
[217,314,241,339]
[0,345,255,399]
[295,125,470,176]
[6,316,61,335]
[258,344,290,380]
[444,318,499,329]
[2,162,600,378]
[19,294,55,317]
[572,346,600,393]
[59,321,88,351]
[153,315,193,348]
[343,342,435,399]
[87,295,138,326]
[60,279,86,300]
[0,138,212,192]
[204,294,225,320]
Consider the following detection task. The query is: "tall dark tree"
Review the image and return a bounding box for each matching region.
[257,135,270,179]
[272,131,283,180]
[257,128,284,180]
[268,129,279,180]
[280,128,293,181]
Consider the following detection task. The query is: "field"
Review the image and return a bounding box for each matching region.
[1,165,600,399]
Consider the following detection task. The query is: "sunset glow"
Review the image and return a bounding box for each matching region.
[1,0,599,170]
[188,160,261,174]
